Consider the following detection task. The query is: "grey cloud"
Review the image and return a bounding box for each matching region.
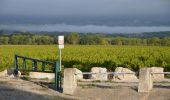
[0,0,169,16]
[0,0,170,33]
[1,24,170,33]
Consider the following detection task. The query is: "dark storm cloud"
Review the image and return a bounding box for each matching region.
[0,0,170,33]
[0,0,170,17]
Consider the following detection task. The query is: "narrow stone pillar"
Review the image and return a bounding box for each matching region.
[138,68,153,92]
[63,68,77,95]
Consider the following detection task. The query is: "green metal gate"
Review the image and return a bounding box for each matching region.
[14,54,62,91]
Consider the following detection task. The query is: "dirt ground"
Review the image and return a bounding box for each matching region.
[1,77,170,100]
[74,81,170,100]
[0,76,78,100]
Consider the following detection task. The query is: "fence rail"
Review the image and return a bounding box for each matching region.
[14,54,61,91]
[75,72,136,75]
[151,72,170,74]
[16,55,55,64]
[14,54,57,72]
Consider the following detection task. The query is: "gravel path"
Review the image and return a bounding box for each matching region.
[0,77,79,100]
[1,77,170,100]
[74,81,170,100]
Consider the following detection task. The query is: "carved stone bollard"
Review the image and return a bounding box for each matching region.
[138,68,153,92]
[63,68,77,95]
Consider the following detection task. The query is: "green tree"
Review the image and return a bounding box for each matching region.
[147,37,161,46]
[161,37,170,46]
[9,35,32,45]
[111,37,123,45]
[32,35,54,45]
[0,37,9,44]
[66,32,79,44]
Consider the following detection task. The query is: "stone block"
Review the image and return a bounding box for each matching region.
[151,67,164,81]
[74,68,83,80]
[114,67,138,81]
[138,68,153,92]
[63,68,77,95]
[29,72,54,79]
[0,68,21,77]
[91,67,108,81]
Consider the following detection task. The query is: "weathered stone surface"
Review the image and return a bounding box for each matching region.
[9,74,15,78]
[151,67,164,81]
[74,68,83,80]
[0,70,7,76]
[0,68,21,77]
[63,68,77,95]
[91,67,107,81]
[29,72,54,79]
[0,70,6,76]
[114,67,123,80]
[138,68,153,92]
[7,68,14,75]
[16,71,21,77]
[114,67,138,81]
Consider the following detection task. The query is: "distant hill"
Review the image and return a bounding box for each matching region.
[105,31,170,38]
[1,29,170,38]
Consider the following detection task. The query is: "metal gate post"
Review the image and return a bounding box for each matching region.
[42,62,45,72]
[32,61,35,71]
[14,55,19,75]
[23,58,26,71]
[15,55,18,71]
[32,61,37,71]
[34,61,37,71]
[55,62,60,90]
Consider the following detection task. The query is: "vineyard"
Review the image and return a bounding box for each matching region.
[0,45,170,72]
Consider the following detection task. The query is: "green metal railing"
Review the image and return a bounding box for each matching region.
[14,54,62,91]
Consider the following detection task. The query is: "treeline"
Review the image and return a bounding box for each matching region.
[0,34,54,45]
[0,32,170,46]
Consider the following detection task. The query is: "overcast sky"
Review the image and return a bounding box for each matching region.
[0,0,170,17]
[0,0,170,33]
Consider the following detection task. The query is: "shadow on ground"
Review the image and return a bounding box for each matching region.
[0,81,71,100]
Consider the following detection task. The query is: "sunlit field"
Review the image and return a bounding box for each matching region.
[1,45,170,72]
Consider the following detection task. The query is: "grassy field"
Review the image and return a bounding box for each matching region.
[0,45,170,72]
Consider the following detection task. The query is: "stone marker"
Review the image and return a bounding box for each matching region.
[114,67,138,81]
[151,67,164,81]
[91,67,108,81]
[138,68,153,92]
[29,72,54,79]
[63,68,77,95]
[74,68,83,80]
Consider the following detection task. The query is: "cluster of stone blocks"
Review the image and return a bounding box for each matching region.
[74,67,138,81]
[0,67,164,95]
[63,67,165,94]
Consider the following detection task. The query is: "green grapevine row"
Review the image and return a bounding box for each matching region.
[0,45,170,72]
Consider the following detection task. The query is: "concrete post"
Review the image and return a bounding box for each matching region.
[63,68,77,95]
[138,68,153,92]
